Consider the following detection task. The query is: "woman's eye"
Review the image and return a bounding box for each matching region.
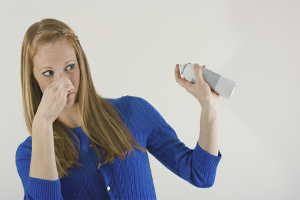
[43,64,75,77]
[66,64,75,71]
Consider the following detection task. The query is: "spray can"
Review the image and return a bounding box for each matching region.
[178,63,237,99]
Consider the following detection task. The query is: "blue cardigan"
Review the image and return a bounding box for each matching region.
[15,95,222,200]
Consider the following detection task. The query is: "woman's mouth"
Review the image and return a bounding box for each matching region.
[67,92,74,99]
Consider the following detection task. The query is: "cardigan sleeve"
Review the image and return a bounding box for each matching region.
[15,138,63,199]
[127,95,222,188]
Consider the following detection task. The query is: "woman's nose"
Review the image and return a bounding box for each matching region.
[54,76,71,84]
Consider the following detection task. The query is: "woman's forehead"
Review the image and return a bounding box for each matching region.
[33,41,76,69]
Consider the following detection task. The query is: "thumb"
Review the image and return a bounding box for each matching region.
[193,63,205,85]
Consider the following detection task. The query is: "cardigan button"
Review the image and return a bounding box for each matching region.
[107,186,110,191]
[89,144,92,147]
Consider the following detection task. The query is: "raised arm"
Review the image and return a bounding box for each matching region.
[127,96,222,188]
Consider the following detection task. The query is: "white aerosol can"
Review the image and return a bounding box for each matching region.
[178,63,237,99]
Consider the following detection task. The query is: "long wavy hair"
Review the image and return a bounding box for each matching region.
[21,18,147,179]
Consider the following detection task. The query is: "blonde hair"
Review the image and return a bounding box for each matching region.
[21,18,147,178]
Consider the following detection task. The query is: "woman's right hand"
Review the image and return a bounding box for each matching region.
[35,77,75,124]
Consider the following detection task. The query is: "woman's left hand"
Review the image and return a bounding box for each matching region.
[174,63,219,107]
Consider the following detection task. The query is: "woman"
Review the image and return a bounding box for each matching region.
[15,18,222,200]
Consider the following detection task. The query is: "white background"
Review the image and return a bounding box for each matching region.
[0,0,299,199]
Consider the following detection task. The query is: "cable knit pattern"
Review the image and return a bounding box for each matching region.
[15,95,222,200]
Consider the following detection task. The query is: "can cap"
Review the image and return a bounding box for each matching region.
[178,64,186,74]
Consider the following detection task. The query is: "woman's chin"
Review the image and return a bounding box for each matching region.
[64,98,75,107]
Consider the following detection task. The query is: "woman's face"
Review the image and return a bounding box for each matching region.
[32,39,80,105]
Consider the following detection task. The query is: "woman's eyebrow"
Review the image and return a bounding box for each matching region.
[38,59,75,71]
